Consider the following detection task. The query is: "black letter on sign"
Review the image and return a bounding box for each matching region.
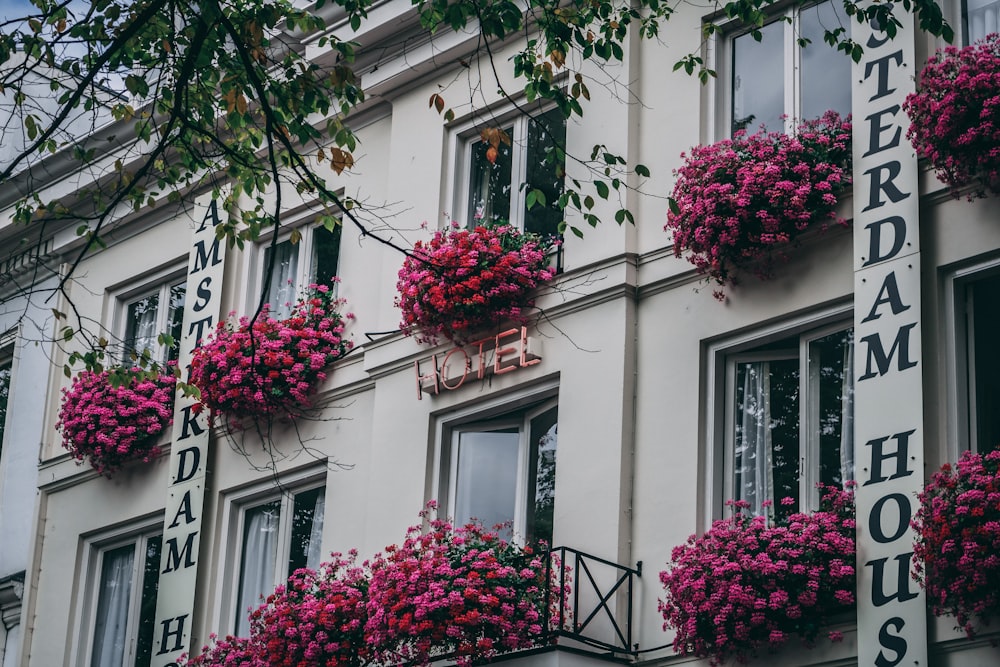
[863,106,903,158]
[174,445,201,483]
[187,315,214,343]
[195,199,222,233]
[864,430,916,486]
[869,493,912,543]
[162,532,197,573]
[858,324,918,381]
[862,272,911,323]
[863,161,911,212]
[863,50,904,102]
[191,237,223,274]
[176,406,204,443]
[156,613,190,655]
[168,490,196,529]
[193,276,212,312]
[867,553,919,607]
[863,216,907,266]
[874,616,907,667]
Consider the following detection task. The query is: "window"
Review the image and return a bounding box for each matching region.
[722,0,851,135]
[964,0,1000,43]
[86,532,161,667]
[723,325,854,520]
[0,344,10,463]
[438,399,558,545]
[959,272,1000,454]
[460,108,565,237]
[258,223,342,319]
[233,485,326,636]
[120,280,185,363]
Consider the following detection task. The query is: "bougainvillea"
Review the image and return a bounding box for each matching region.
[365,505,559,666]
[658,487,856,665]
[912,449,1000,637]
[250,551,369,667]
[904,34,1000,198]
[665,112,852,299]
[56,368,176,477]
[181,635,263,667]
[395,223,557,344]
[190,282,352,426]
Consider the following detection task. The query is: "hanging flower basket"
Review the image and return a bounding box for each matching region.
[396,223,557,345]
[665,112,852,300]
[658,487,856,665]
[904,34,1000,198]
[912,449,1000,637]
[189,282,353,427]
[181,635,261,667]
[56,368,176,477]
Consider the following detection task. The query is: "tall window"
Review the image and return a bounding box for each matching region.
[964,0,1000,43]
[961,273,1000,454]
[0,345,10,463]
[726,326,854,520]
[121,281,185,363]
[441,400,558,545]
[259,223,341,319]
[725,0,851,134]
[233,486,326,636]
[88,533,161,667]
[463,109,565,237]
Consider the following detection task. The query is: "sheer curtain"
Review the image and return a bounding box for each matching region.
[305,489,326,571]
[92,545,135,667]
[736,362,774,517]
[264,240,299,319]
[125,295,159,359]
[840,338,855,484]
[967,0,1000,42]
[236,503,279,636]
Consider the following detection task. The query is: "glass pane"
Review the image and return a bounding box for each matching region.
[236,500,281,636]
[467,127,513,226]
[455,428,519,539]
[735,358,800,518]
[971,276,1000,453]
[92,544,136,667]
[288,487,325,576]
[166,283,186,362]
[0,359,10,457]
[732,21,785,134]
[263,239,299,319]
[810,329,855,488]
[134,536,162,667]
[966,0,1000,43]
[124,294,159,361]
[311,224,342,288]
[800,1,851,122]
[526,407,558,545]
[524,110,566,238]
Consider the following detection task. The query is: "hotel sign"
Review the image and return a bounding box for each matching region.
[151,195,228,666]
[852,10,927,666]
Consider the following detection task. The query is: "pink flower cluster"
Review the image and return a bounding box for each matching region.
[665,112,852,299]
[56,368,175,477]
[396,224,557,344]
[912,449,1000,637]
[182,635,261,667]
[658,487,856,665]
[190,282,352,426]
[904,34,1000,198]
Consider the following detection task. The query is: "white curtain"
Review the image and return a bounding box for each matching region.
[840,338,856,484]
[92,545,135,667]
[305,489,326,571]
[967,0,1000,42]
[737,362,774,517]
[236,504,279,636]
[264,240,299,319]
[126,296,159,358]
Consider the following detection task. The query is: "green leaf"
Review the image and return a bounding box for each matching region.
[668,197,680,215]
[635,164,650,177]
[594,180,610,199]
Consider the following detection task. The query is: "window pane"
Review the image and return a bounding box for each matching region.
[800,1,851,122]
[166,283,186,361]
[236,500,281,636]
[732,21,785,134]
[312,224,342,288]
[809,329,855,489]
[124,294,159,360]
[0,358,10,456]
[735,358,800,518]
[92,544,136,667]
[966,0,1000,43]
[467,128,513,226]
[971,276,1000,453]
[455,428,519,538]
[263,239,299,319]
[524,110,566,238]
[134,536,162,667]
[526,407,558,545]
[288,487,325,576]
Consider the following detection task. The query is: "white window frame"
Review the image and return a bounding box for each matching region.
[71,520,163,667]
[703,303,853,527]
[431,380,559,545]
[215,470,328,637]
[112,267,186,364]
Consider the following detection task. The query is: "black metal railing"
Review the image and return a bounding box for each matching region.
[544,546,642,656]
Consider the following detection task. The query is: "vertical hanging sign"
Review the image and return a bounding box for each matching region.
[151,194,228,666]
[852,9,927,667]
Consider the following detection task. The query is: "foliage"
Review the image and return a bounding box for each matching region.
[395,224,557,345]
[658,486,856,665]
[250,551,370,667]
[56,367,175,477]
[365,504,562,666]
[904,34,1000,198]
[665,112,852,300]
[189,282,352,427]
[181,635,262,667]
[912,449,1000,637]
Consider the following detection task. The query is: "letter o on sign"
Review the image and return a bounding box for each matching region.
[869,493,911,543]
